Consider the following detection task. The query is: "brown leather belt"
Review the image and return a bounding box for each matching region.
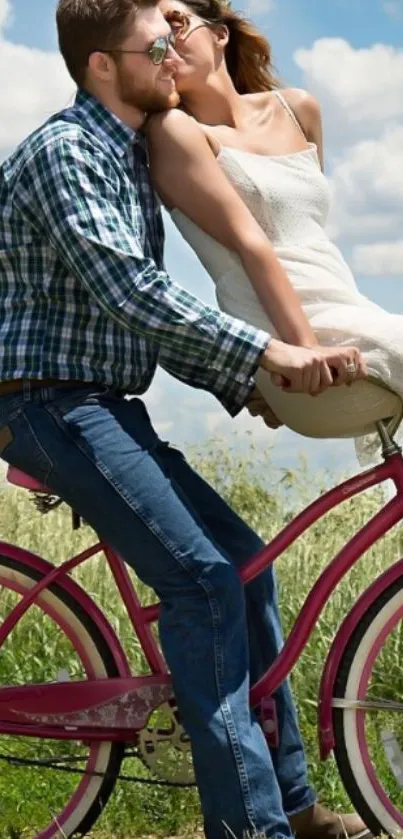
[0,379,96,397]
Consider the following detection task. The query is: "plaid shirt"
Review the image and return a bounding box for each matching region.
[0,89,269,415]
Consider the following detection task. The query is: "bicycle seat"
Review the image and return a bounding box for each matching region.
[7,466,50,494]
[254,373,403,440]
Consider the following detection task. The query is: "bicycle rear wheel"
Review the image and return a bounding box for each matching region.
[0,553,124,839]
[333,576,403,836]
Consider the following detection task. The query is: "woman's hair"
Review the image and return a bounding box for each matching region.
[180,0,280,94]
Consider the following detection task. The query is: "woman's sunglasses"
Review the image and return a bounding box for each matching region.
[95,32,176,66]
[164,10,215,42]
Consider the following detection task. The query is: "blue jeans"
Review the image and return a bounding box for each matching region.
[0,384,315,838]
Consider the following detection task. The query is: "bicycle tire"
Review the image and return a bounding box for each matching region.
[333,576,403,836]
[0,553,124,839]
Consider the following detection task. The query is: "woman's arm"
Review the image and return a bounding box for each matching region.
[146,109,318,349]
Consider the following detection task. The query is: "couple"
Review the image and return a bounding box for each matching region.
[0,1,396,838]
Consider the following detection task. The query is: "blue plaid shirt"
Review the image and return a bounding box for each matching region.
[0,89,269,415]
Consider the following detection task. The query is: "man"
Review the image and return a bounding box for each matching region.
[0,1,368,837]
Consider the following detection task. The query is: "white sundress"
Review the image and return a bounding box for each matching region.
[171,91,403,463]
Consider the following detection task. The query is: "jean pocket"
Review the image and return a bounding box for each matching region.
[44,386,109,423]
[0,410,54,486]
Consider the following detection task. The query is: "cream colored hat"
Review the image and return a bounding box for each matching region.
[255,370,403,439]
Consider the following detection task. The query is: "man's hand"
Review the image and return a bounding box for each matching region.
[260,339,367,395]
[246,387,283,429]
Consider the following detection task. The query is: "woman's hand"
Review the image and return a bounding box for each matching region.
[260,339,367,395]
[314,345,368,386]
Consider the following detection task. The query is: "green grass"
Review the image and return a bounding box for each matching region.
[0,441,403,838]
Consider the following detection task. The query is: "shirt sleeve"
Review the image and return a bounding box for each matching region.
[15,132,270,415]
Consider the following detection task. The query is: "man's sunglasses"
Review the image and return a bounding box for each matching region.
[95,32,176,66]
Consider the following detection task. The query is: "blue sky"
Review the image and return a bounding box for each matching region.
[7,0,403,53]
[1,0,402,476]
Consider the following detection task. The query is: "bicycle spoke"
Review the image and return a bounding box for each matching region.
[333,698,403,712]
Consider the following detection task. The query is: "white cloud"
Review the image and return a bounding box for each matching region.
[294,38,403,274]
[352,240,403,276]
[294,39,403,130]
[0,4,73,159]
[327,126,403,243]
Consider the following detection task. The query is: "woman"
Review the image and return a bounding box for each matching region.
[146,0,403,460]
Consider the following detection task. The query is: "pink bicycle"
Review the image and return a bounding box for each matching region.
[2,419,403,838]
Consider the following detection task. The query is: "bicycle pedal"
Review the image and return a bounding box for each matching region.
[259,696,279,748]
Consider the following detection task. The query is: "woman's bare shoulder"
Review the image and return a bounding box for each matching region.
[146,108,200,144]
[279,87,324,165]
[279,87,321,126]
[146,108,220,156]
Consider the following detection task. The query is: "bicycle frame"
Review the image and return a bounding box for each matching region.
[1,445,403,757]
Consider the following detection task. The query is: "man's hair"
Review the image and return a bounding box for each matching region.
[56,0,155,87]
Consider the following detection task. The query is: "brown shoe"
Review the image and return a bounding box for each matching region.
[289,803,372,839]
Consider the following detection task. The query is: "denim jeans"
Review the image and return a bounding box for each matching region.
[0,384,315,838]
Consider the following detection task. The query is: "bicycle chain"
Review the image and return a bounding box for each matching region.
[0,750,195,788]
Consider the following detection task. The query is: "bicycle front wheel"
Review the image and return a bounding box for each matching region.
[333,576,403,836]
[0,554,124,839]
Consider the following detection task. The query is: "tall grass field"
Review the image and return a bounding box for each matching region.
[0,441,402,838]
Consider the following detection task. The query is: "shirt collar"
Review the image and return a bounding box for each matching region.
[72,88,146,159]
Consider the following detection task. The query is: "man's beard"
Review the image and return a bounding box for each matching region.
[116,67,180,113]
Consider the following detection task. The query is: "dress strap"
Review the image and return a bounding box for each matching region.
[273,90,307,140]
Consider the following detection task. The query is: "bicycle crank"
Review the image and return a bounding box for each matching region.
[138,701,195,786]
